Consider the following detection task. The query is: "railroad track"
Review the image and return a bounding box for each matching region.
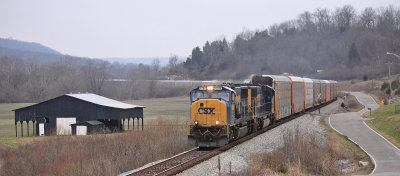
[122,148,208,176]
[122,103,331,176]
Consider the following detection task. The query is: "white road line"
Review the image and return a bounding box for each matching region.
[328,114,342,135]
[362,121,400,152]
[351,92,400,152]
[328,114,377,175]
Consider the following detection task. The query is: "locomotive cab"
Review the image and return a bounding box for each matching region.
[188,85,234,147]
[188,84,275,148]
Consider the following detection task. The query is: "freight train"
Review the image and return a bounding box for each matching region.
[187,74,338,147]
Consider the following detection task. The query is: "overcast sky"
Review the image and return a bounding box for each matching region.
[0,0,397,58]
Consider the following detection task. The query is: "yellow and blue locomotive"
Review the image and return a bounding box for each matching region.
[187,83,275,147]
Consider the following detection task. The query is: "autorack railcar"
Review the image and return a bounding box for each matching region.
[312,79,322,106]
[187,74,338,148]
[303,78,314,109]
[250,75,291,120]
[287,76,305,114]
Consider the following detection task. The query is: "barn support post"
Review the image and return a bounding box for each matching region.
[118,118,122,132]
[27,121,29,136]
[32,121,35,136]
[128,118,130,130]
[137,118,139,131]
[141,118,143,131]
[20,121,23,137]
[132,118,134,131]
[15,123,17,137]
[122,118,125,131]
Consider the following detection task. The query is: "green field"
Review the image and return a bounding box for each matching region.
[366,102,400,148]
[0,103,35,146]
[125,96,190,124]
[0,96,190,146]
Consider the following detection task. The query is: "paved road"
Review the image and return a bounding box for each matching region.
[329,92,400,175]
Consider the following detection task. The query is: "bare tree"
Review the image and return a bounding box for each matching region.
[377,5,398,32]
[360,7,377,29]
[297,11,316,32]
[334,5,356,31]
[167,55,179,76]
[82,60,110,94]
[150,59,160,79]
[0,56,27,102]
[313,8,332,32]
[26,63,57,102]
[56,57,82,94]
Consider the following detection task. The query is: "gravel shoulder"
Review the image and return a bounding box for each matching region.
[178,100,342,176]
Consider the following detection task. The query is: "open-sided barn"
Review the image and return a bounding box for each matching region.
[14,93,145,136]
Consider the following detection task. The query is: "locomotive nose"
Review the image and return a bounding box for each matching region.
[191,99,227,126]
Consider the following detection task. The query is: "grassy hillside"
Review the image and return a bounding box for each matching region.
[366,102,400,148]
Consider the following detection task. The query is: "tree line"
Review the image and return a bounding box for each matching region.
[0,55,190,103]
[181,5,400,80]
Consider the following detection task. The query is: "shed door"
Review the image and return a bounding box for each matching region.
[76,126,87,135]
[39,123,44,136]
[56,117,76,135]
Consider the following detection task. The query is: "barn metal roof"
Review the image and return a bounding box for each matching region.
[66,93,145,109]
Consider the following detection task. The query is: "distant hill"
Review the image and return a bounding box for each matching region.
[0,38,65,64]
[0,46,65,64]
[0,38,177,66]
[0,38,61,55]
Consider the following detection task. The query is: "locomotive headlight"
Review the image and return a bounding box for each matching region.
[194,120,198,125]
[216,121,219,125]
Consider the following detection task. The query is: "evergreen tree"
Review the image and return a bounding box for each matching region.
[348,42,361,64]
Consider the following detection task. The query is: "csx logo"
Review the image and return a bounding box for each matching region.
[198,108,215,115]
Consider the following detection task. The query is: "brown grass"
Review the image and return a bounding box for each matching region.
[237,124,372,176]
[237,128,339,176]
[0,119,190,176]
[345,94,365,112]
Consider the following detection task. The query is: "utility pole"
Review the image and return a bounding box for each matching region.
[385,62,393,98]
[386,52,400,99]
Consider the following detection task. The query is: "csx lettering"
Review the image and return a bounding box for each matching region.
[198,108,215,115]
